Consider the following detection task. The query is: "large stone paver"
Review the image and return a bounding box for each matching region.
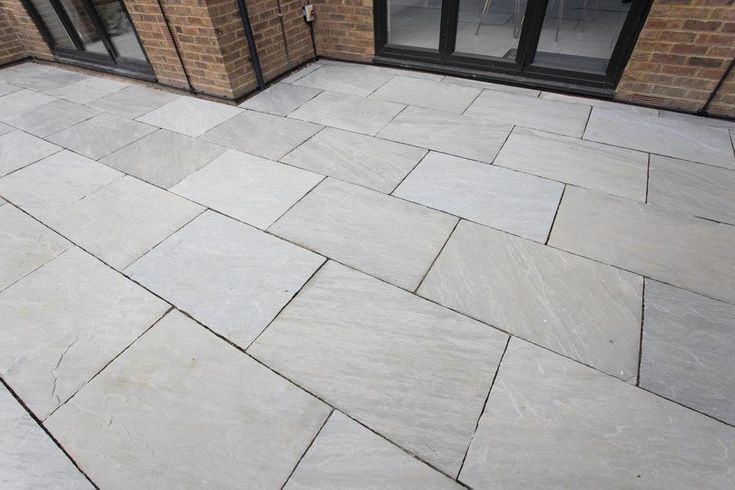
[370,76,481,113]
[90,85,178,119]
[136,96,241,137]
[239,82,321,116]
[0,130,60,177]
[249,261,508,476]
[45,310,330,490]
[0,89,56,120]
[419,220,642,380]
[460,339,735,489]
[47,77,129,104]
[292,64,394,96]
[0,65,84,92]
[2,99,100,137]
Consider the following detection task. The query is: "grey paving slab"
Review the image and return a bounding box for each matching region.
[3,99,101,137]
[0,89,57,121]
[280,62,323,83]
[465,90,591,137]
[648,154,735,225]
[171,149,322,229]
[441,76,541,96]
[549,186,735,305]
[495,127,649,201]
[202,109,321,160]
[47,176,204,269]
[0,247,169,420]
[0,66,85,92]
[0,150,122,219]
[0,122,12,136]
[459,338,735,489]
[136,96,242,137]
[641,280,735,425]
[46,112,156,160]
[126,211,324,348]
[377,106,512,163]
[370,76,481,113]
[0,130,60,177]
[419,220,642,380]
[540,91,659,115]
[239,83,322,116]
[0,81,20,97]
[394,151,563,242]
[285,411,461,489]
[46,310,330,490]
[250,261,508,476]
[0,204,70,292]
[1,383,92,489]
[281,127,426,193]
[659,109,735,130]
[369,65,444,81]
[47,76,129,104]
[89,85,179,119]
[292,64,394,96]
[270,178,457,290]
[289,91,404,136]
[584,107,735,168]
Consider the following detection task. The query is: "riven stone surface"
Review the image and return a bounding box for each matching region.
[239,83,322,116]
[370,76,481,113]
[0,81,22,97]
[136,96,241,137]
[47,77,129,104]
[2,100,100,137]
[0,65,83,92]
[0,89,56,120]
[540,91,658,115]
[0,130,60,177]
[90,85,178,119]
[441,76,540,96]
[292,64,394,96]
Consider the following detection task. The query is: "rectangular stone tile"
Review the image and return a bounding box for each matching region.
[0,205,70,291]
[285,411,461,489]
[100,129,225,188]
[370,76,481,114]
[89,85,179,119]
[419,221,642,380]
[549,186,735,305]
[0,122,13,136]
[281,127,426,193]
[0,89,56,120]
[289,92,404,136]
[280,62,323,83]
[3,99,101,137]
[648,154,735,225]
[0,66,85,92]
[1,384,92,489]
[46,310,330,490]
[584,107,735,168]
[269,179,457,290]
[394,152,563,242]
[171,150,322,229]
[441,76,541,96]
[641,280,735,425]
[0,81,21,96]
[126,211,324,348]
[250,261,508,476]
[460,339,735,489]
[292,64,394,96]
[202,110,321,160]
[137,96,242,137]
[47,76,129,104]
[540,91,658,115]
[465,90,591,137]
[47,112,156,160]
[47,176,203,269]
[659,109,735,130]
[239,83,322,116]
[495,127,649,201]
[0,247,169,419]
[377,106,512,163]
[0,130,61,177]
[0,150,122,219]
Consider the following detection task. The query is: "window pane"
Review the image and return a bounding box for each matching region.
[26,0,76,49]
[455,0,526,59]
[57,0,110,56]
[388,0,441,50]
[90,0,146,61]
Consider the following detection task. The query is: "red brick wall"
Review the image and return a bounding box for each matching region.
[0,4,26,65]
[0,0,52,61]
[312,0,374,62]
[707,66,735,117]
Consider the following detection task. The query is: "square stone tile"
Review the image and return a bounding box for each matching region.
[45,310,330,489]
[0,247,169,419]
[394,152,563,242]
[0,122,13,136]
[282,127,426,193]
[378,106,512,163]
[285,411,461,489]
[584,107,735,168]
[202,110,321,159]
[0,81,21,97]
[137,96,242,137]
[89,85,179,119]
[47,112,156,160]
[1,384,92,489]
[292,64,394,96]
[0,89,57,121]
[171,150,322,229]
[250,261,508,476]
[659,109,735,130]
[641,280,735,425]
[3,99,101,137]
[0,66,85,92]
[370,76,481,113]
[465,90,591,137]
[495,127,649,201]
[549,186,735,305]
[0,150,122,219]
[441,76,541,96]
[0,205,70,291]
[126,211,324,348]
[289,91,404,136]
[281,62,323,83]
[239,83,322,116]
[47,176,204,269]
[540,91,658,115]
[0,130,60,177]
[648,154,735,225]
[47,76,129,104]
[419,220,642,380]
[270,179,457,290]
[100,129,225,188]
[460,339,735,489]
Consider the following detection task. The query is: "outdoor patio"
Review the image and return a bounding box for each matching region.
[1,59,734,488]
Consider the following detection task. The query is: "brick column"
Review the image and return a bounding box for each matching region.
[312,0,374,62]
[0,0,53,60]
[0,5,26,65]
[707,66,735,118]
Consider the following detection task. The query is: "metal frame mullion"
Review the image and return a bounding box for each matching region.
[47,0,86,51]
[515,0,548,68]
[439,0,459,59]
[78,0,120,61]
